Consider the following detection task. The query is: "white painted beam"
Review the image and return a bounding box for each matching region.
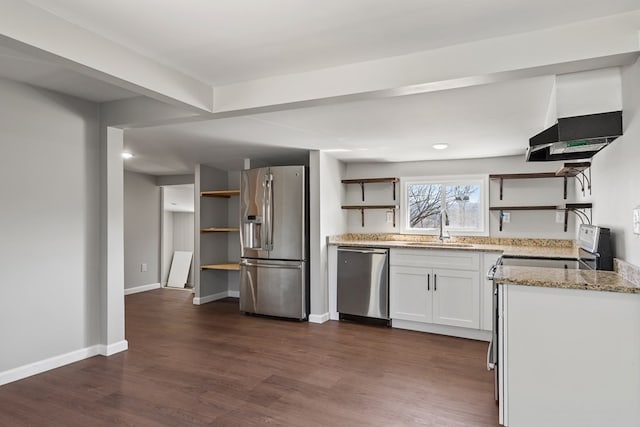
[101,96,201,128]
[0,0,212,113]
[212,11,640,116]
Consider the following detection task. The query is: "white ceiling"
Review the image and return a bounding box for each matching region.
[124,76,554,174]
[24,0,640,85]
[5,1,640,175]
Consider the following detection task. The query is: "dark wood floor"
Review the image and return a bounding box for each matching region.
[0,289,498,426]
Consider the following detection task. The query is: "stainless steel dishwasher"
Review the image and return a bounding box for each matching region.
[337,247,389,321]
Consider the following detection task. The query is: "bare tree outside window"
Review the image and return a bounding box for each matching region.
[445,185,480,229]
[408,183,441,228]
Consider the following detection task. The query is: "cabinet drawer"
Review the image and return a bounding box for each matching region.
[390,248,480,271]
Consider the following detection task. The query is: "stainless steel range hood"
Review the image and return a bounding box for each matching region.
[526,111,622,162]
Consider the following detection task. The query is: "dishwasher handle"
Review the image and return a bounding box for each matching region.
[338,247,388,255]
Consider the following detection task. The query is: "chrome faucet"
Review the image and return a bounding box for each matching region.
[439,208,450,242]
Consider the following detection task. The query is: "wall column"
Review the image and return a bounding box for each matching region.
[101,126,128,355]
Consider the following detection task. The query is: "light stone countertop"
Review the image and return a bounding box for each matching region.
[328,235,579,259]
[493,265,640,294]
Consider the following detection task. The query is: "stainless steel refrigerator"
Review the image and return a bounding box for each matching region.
[239,166,308,320]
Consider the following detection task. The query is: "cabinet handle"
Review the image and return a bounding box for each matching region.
[427,274,430,291]
[434,273,437,291]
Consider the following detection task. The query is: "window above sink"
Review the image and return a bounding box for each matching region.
[400,174,489,236]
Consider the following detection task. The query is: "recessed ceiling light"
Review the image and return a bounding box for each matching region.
[122,152,134,159]
[432,143,449,150]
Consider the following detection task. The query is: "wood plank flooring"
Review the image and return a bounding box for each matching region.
[0,289,498,426]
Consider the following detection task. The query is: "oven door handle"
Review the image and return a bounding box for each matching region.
[487,340,495,371]
[486,264,498,280]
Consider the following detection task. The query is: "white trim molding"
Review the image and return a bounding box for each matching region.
[193,291,228,305]
[309,313,330,324]
[124,283,161,295]
[0,340,130,386]
[98,340,129,356]
[193,290,240,305]
[0,346,100,386]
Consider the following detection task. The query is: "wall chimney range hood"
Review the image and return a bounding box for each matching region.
[526,111,622,162]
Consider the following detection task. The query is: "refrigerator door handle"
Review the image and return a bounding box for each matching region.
[240,260,302,270]
[264,173,274,251]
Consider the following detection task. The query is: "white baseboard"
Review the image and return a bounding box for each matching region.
[227,290,239,298]
[391,319,492,342]
[97,340,129,356]
[309,313,330,324]
[0,340,130,386]
[193,291,228,305]
[124,283,161,295]
[0,345,99,386]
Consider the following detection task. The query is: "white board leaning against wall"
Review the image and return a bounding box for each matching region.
[167,251,193,288]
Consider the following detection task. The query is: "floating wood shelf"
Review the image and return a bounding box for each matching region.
[490,203,592,232]
[200,227,240,233]
[556,162,592,196]
[201,190,240,198]
[341,177,399,201]
[555,162,591,177]
[342,205,398,227]
[201,263,240,271]
[489,206,558,211]
[490,173,569,200]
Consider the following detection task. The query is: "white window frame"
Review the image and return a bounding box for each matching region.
[400,174,489,236]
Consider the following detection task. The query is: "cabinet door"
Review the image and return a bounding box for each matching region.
[390,266,432,323]
[432,268,480,328]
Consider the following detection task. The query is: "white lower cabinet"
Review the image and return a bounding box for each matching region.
[390,249,485,338]
[432,268,479,328]
[390,266,432,323]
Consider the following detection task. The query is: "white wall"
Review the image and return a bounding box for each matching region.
[586,58,640,266]
[123,171,160,289]
[0,78,101,372]
[310,152,348,318]
[345,155,576,239]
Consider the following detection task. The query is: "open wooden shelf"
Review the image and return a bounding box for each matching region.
[490,203,592,232]
[201,263,240,271]
[341,177,399,184]
[342,205,399,227]
[489,206,558,211]
[200,227,239,233]
[555,162,591,177]
[201,190,240,198]
[342,204,399,210]
[342,177,399,201]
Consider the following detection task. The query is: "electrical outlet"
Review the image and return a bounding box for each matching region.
[386,211,394,223]
[141,263,147,272]
[502,212,511,223]
[556,211,564,223]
